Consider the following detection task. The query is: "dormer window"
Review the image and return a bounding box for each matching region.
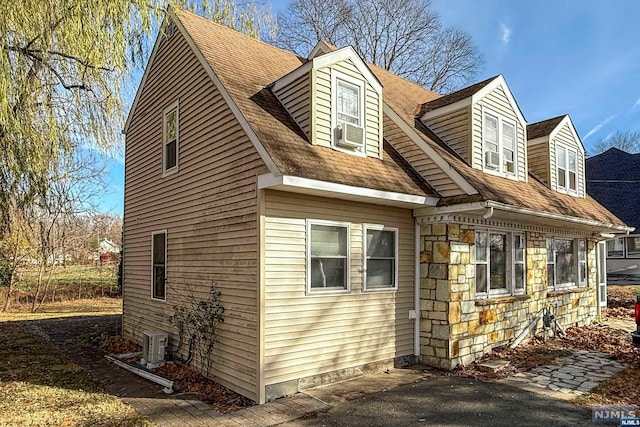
[482,108,517,176]
[557,144,577,193]
[337,79,361,126]
[332,71,365,154]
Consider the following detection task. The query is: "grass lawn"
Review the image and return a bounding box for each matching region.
[0,297,122,321]
[0,299,151,427]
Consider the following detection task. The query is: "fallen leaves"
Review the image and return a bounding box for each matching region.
[154,362,255,413]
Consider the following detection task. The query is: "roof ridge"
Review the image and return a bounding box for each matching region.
[175,7,302,59]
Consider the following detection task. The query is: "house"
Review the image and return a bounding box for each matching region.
[122,7,632,403]
[99,239,121,255]
[586,148,640,279]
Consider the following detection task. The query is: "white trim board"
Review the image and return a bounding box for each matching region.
[257,173,439,208]
[272,46,382,96]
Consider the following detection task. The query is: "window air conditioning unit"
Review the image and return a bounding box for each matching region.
[485,150,500,169]
[142,331,168,364]
[337,123,364,149]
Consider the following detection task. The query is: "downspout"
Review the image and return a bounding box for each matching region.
[483,206,494,219]
[414,221,421,357]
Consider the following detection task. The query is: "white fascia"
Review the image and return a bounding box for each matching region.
[257,173,439,208]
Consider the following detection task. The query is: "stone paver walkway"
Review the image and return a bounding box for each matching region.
[125,393,328,427]
[501,350,626,397]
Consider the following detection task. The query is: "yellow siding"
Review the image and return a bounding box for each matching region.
[262,191,415,385]
[552,122,586,197]
[383,114,464,197]
[123,29,268,401]
[312,59,382,158]
[472,86,528,181]
[273,73,311,138]
[423,107,471,163]
[527,141,550,185]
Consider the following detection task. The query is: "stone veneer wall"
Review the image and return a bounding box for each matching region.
[419,222,598,369]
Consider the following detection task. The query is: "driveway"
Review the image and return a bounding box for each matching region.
[286,375,593,427]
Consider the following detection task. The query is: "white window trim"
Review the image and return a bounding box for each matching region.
[163,101,180,176]
[306,219,351,295]
[475,228,526,299]
[151,230,167,302]
[331,70,366,157]
[363,225,399,292]
[546,237,586,291]
[606,237,625,259]
[555,143,578,195]
[625,235,640,259]
[481,106,518,179]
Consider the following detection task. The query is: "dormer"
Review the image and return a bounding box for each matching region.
[527,115,586,198]
[271,42,384,159]
[417,75,528,182]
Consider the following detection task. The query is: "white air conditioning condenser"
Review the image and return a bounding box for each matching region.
[142,331,168,364]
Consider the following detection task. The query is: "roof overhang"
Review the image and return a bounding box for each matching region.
[258,173,439,208]
[414,200,634,237]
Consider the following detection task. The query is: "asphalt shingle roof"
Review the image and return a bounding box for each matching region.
[586,148,640,230]
[527,116,566,140]
[175,9,627,229]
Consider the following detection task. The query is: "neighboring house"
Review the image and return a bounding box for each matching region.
[122,8,631,403]
[586,148,640,278]
[99,239,121,255]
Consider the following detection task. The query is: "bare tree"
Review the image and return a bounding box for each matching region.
[592,130,640,155]
[272,0,484,93]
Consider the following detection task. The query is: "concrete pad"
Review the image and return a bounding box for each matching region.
[303,366,432,405]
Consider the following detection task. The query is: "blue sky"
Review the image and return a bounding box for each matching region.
[96,0,640,215]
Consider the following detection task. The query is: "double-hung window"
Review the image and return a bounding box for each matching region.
[475,229,525,298]
[546,237,587,290]
[336,79,361,127]
[556,145,577,193]
[332,71,365,153]
[307,220,350,293]
[152,231,167,300]
[482,109,517,177]
[364,226,398,291]
[163,103,179,174]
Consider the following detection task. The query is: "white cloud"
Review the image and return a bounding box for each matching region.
[583,115,617,140]
[633,97,640,111]
[500,23,512,45]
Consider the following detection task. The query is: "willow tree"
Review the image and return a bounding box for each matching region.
[0,0,274,291]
